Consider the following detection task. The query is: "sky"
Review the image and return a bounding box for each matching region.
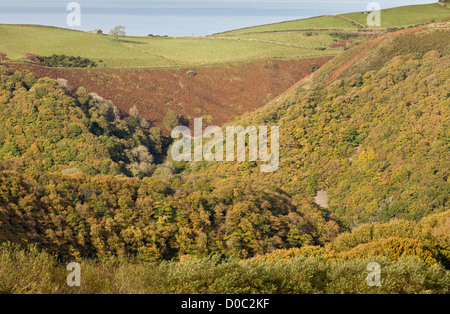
[0,0,438,36]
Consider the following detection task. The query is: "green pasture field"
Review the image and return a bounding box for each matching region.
[215,2,449,36]
[0,24,334,68]
[341,2,450,29]
[216,15,360,36]
[221,32,367,50]
[1,2,448,68]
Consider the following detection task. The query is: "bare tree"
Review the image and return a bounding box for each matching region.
[109,25,126,41]
[127,145,155,178]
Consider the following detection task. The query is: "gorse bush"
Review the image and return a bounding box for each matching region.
[329,32,358,40]
[34,54,97,68]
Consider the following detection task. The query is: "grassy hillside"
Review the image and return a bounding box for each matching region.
[0,25,170,68]
[217,2,449,36]
[1,3,447,68]
[342,2,450,29]
[0,24,336,68]
[216,32,373,55]
[118,36,335,65]
[216,15,361,36]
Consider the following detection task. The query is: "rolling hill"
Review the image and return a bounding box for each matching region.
[186,21,450,227]
[1,2,447,134]
[216,1,450,36]
[0,24,337,68]
[0,2,449,294]
[1,2,448,69]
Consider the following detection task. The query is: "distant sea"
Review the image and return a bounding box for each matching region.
[0,0,437,36]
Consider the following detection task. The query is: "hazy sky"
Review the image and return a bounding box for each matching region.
[0,0,438,36]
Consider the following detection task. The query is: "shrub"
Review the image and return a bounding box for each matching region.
[28,54,97,68]
[186,70,197,77]
[342,126,361,147]
[163,110,181,131]
[329,32,357,40]
[0,52,8,62]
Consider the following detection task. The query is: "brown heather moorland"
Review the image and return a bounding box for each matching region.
[8,56,332,133]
